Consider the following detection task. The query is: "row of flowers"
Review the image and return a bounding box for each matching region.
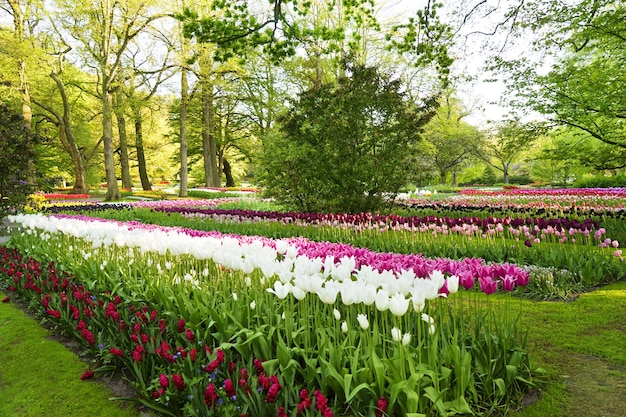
[40,201,618,250]
[37,198,626,291]
[10,213,531,302]
[456,188,626,197]
[401,193,626,214]
[167,208,615,248]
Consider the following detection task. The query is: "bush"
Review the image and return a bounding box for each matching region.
[260,63,438,214]
[573,175,626,188]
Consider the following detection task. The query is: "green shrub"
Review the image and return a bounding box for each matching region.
[573,175,626,188]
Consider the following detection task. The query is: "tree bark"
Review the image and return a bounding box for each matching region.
[7,0,32,130]
[114,92,132,189]
[178,54,189,197]
[133,109,151,191]
[223,158,235,187]
[103,86,121,201]
[201,76,220,187]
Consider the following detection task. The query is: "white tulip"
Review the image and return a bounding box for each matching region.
[333,309,341,321]
[446,275,459,295]
[341,321,348,333]
[275,240,289,254]
[391,327,402,342]
[375,289,390,312]
[357,313,369,330]
[291,285,306,300]
[318,282,339,304]
[388,292,410,317]
[266,281,292,300]
[421,313,435,325]
[411,291,426,312]
[250,301,256,310]
[360,284,377,306]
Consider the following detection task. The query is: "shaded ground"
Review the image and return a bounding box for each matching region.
[559,354,626,417]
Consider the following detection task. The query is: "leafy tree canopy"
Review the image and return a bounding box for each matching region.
[0,103,42,217]
[261,62,438,213]
[479,0,626,166]
[179,0,453,85]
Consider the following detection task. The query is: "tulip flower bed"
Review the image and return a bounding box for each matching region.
[402,188,626,215]
[1,213,540,416]
[41,199,626,295]
[37,192,92,200]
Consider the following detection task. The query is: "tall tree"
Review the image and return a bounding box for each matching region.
[474,119,543,184]
[422,94,480,185]
[113,88,133,189]
[456,0,625,166]
[55,0,164,200]
[3,0,39,129]
[120,32,176,191]
[263,62,438,213]
[34,70,90,194]
[177,7,190,197]
[0,103,39,217]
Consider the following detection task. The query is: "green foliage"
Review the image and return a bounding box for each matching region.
[0,104,41,217]
[480,166,497,185]
[261,62,438,213]
[573,175,626,189]
[386,0,454,87]
[180,0,351,63]
[494,0,626,166]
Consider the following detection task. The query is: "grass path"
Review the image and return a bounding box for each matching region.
[1,282,625,416]
[0,290,143,417]
[513,281,626,417]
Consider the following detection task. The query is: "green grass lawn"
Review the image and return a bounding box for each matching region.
[513,281,626,417]
[0,291,142,417]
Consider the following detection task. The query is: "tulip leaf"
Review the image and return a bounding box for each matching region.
[494,378,507,398]
[443,396,474,415]
[370,351,386,394]
[345,381,375,402]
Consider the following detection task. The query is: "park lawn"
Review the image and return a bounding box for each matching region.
[512,281,626,417]
[0,291,141,417]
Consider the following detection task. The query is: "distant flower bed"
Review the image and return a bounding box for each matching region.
[192,187,260,193]
[37,193,91,200]
[401,188,626,214]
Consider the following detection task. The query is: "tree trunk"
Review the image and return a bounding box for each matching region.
[103,86,121,201]
[8,1,32,130]
[223,158,235,187]
[178,56,189,197]
[201,77,219,187]
[49,72,88,194]
[134,110,152,191]
[19,60,32,130]
[114,92,132,189]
